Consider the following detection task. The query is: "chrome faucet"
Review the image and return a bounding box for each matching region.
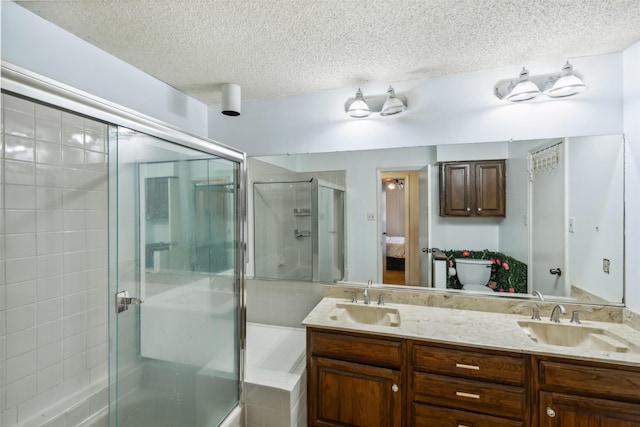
[550,304,566,322]
[363,280,373,305]
[532,290,545,301]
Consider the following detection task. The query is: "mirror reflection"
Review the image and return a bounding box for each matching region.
[248,134,624,305]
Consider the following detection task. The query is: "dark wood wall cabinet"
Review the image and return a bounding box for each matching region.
[439,160,506,217]
[307,327,640,427]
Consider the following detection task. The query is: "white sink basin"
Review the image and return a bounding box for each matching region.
[518,321,639,354]
[329,303,401,327]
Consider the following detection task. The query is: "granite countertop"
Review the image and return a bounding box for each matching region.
[302,297,640,367]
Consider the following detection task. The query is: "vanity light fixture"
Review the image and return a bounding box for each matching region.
[544,61,588,98]
[380,86,407,116]
[504,68,541,102]
[345,86,408,118]
[347,88,371,118]
[495,62,587,102]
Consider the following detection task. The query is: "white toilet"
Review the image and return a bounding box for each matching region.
[455,258,493,292]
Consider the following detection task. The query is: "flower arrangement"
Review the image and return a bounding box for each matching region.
[444,249,527,294]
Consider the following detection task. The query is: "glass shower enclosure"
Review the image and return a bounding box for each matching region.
[1,71,244,427]
[253,179,345,282]
[109,128,243,427]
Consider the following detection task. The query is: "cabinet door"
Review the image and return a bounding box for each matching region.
[440,162,473,216]
[474,160,505,217]
[540,391,640,427]
[309,357,402,427]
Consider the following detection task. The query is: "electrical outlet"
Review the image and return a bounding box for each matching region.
[367,213,375,221]
[603,258,610,274]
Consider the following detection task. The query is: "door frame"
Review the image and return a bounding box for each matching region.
[377,168,420,285]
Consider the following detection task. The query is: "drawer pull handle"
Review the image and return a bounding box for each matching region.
[455,363,480,370]
[391,384,399,392]
[458,425,471,427]
[456,391,480,399]
[546,406,556,418]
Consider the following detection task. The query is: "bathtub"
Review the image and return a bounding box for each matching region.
[79,398,242,427]
[245,322,307,427]
[75,323,306,427]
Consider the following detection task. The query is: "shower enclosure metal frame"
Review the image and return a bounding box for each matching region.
[253,178,345,282]
[1,62,247,426]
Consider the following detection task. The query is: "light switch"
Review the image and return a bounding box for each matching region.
[569,217,575,233]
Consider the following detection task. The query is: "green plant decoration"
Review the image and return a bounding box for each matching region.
[444,249,527,294]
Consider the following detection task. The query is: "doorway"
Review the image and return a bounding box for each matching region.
[380,171,420,285]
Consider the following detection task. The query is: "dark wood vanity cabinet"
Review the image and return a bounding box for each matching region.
[307,328,405,427]
[307,327,640,427]
[409,342,529,427]
[439,160,506,217]
[534,356,640,426]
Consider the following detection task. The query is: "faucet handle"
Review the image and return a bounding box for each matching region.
[523,305,541,321]
[570,310,588,324]
[344,290,357,303]
[377,293,392,306]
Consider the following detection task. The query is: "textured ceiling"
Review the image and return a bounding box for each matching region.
[15,0,640,105]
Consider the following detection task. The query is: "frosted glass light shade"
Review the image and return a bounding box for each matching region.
[347,88,371,118]
[546,62,587,98]
[505,68,541,102]
[380,86,407,116]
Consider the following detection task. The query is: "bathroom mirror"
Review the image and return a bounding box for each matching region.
[249,134,625,305]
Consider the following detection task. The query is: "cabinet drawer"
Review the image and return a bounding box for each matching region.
[413,344,524,386]
[538,360,640,401]
[309,329,403,368]
[413,402,523,427]
[413,372,525,420]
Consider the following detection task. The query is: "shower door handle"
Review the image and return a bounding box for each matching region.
[115,290,144,314]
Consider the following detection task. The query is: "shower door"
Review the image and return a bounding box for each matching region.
[109,128,242,427]
[315,180,345,282]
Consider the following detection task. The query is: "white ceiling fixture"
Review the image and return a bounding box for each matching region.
[221,83,241,116]
[345,86,407,118]
[495,62,587,102]
[347,88,371,118]
[380,86,407,116]
[14,1,640,105]
[544,62,588,98]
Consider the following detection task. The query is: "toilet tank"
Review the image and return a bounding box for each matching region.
[454,258,492,285]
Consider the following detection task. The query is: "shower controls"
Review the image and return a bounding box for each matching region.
[115,290,144,314]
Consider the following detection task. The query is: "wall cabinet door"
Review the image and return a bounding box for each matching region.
[475,160,505,216]
[540,391,640,427]
[439,160,505,217]
[309,356,402,427]
[440,162,473,216]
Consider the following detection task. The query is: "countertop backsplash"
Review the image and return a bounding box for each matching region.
[323,284,629,326]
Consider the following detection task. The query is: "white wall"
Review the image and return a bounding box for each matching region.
[567,135,624,302]
[209,54,623,157]
[624,40,640,311]
[1,2,208,137]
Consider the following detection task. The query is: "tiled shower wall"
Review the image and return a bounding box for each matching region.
[1,94,109,426]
